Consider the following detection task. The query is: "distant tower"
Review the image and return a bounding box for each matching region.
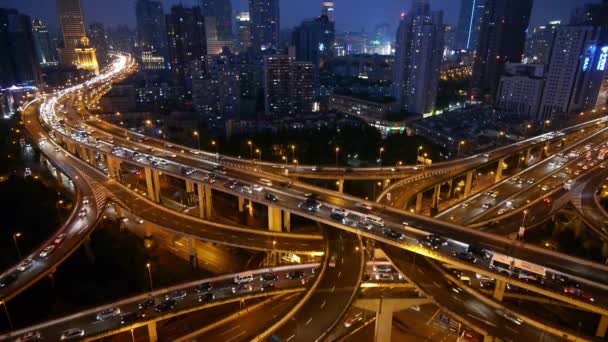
[32,19,58,68]
[392,2,445,115]
[75,36,100,75]
[135,0,167,57]
[321,2,335,22]
[56,0,87,67]
[200,0,233,42]
[235,12,252,52]
[249,0,280,52]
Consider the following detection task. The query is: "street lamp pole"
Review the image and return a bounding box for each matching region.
[379,147,385,166]
[146,263,153,292]
[335,147,340,166]
[0,302,12,330]
[12,233,22,260]
[193,131,200,150]
[457,141,465,157]
[248,141,253,162]
[291,145,296,162]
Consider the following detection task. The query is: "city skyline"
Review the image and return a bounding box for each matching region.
[3,0,600,33]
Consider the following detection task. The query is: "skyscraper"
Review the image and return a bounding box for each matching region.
[455,0,485,51]
[235,12,252,52]
[538,26,602,119]
[471,0,533,100]
[522,21,561,65]
[249,0,280,52]
[264,55,292,115]
[200,0,233,42]
[89,22,110,67]
[32,19,58,68]
[292,17,325,67]
[166,5,207,84]
[321,2,335,23]
[392,1,445,115]
[136,0,166,57]
[290,62,314,114]
[56,0,87,68]
[0,9,41,86]
[320,2,335,57]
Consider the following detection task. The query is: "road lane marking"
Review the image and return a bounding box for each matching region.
[320,300,326,308]
[306,317,313,325]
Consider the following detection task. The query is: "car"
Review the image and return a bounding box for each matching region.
[241,185,252,194]
[453,252,477,263]
[376,273,395,281]
[373,264,393,273]
[165,290,187,301]
[120,311,145,324]
[138,298,156,310]
[383,228,404,240]
[541,185,549,191]
[344,313,364,328]
[136,218,145,224]
[54,147,61,152]
[39,245,56,258]
[279,182,291,188]
[461,203,470,208]
[482,203,492,209]
[330,212,346,223]
[155,300,176,313]
[264,193,279,202]
[82,197,90,205]
[195,282,213,293]
[543,197,553,205]
[253,184,264,192]
[232,283,253,294]
[17,259,34,272]
[0,272,18,288]
[96,307,121,321]
[357,203,373,211]
[497,208,507,215]
[329,255,337,267]
[261,273,278,282]
[496,310,523,325]
[298,199,321,212]
[198,292,215,303]
[286,271,306,280]
[15,331,41,342]
[261,282,276,291]
[428,235,448,247]
[564,286,595,302]
[332,207,349,216]
[60,328,84,340]
[467,245,491,259]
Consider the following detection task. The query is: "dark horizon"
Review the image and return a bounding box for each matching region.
[2,0,601,34]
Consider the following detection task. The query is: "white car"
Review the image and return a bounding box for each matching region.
[60,328,84,340]
[17,259,34,272]
[96,307,121,321]
[54,233,67,244]
[39,245,56,258]
[253,184,264,192]
[82,197,90,205]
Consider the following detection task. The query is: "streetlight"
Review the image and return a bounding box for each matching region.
[211,140,217,153]
[0,302,12,330]
[293,159,299,170]
[417,146,423,165]
[193,131,200,150]
[519,210,529,241]
[146,262,153,291]
[335,147,340,166]
[247,141,253,161]
[291,145,296,161]
[12,233,22,260]
[379,147,385,165]
[255,148,262,162]
[457,140,465,157]
[282,155,287,166]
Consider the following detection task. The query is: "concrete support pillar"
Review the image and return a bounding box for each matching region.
[148,321,158,342]
[106,155,121,180]
[238,196,245,213]
[197,184,213,219]
[543,142,550,157]
[144,168,161,203]
[597,315,608,337]
[375,302,393,342]
[268,206,282,232]
[431,184,441,209]
[493,279,506,301]
[415,192,423,214]
[525,148,532,165]
[188,238,198,269]
[337,179,344,193]
[186,180,195,193]
[88,148,97,167]
[495,158,505,183]
[283,211,291,232]
[446,179,454,200]
[464,171,474,198]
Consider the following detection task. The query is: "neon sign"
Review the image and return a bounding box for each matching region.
[598,46,608,71]
[583,57,590,71]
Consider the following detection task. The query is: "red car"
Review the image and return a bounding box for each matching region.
[564,286,595,302]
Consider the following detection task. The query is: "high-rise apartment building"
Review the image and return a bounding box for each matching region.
[136,0,167,56]
[32,19,58,68]
[496,63,545,117]
[166,5,207,84]
[471,0,533,100]
[290,62,315,114]
[89,22,110,68]
[455,0,485,51]
[392,1,445,115]
[193,55,240,117]
[0,9,41,86]
[538,26,600,119]
[292,16,331,67]
[56,0,87,67]
[523,21,560,65]
[235,12,252,52]
[249,0,280,52]
[200,0,233,42]
[263,55,315,115]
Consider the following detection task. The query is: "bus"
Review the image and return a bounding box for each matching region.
[489,254,546,284]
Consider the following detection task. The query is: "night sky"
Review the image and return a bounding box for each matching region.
[3,0,601,33]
